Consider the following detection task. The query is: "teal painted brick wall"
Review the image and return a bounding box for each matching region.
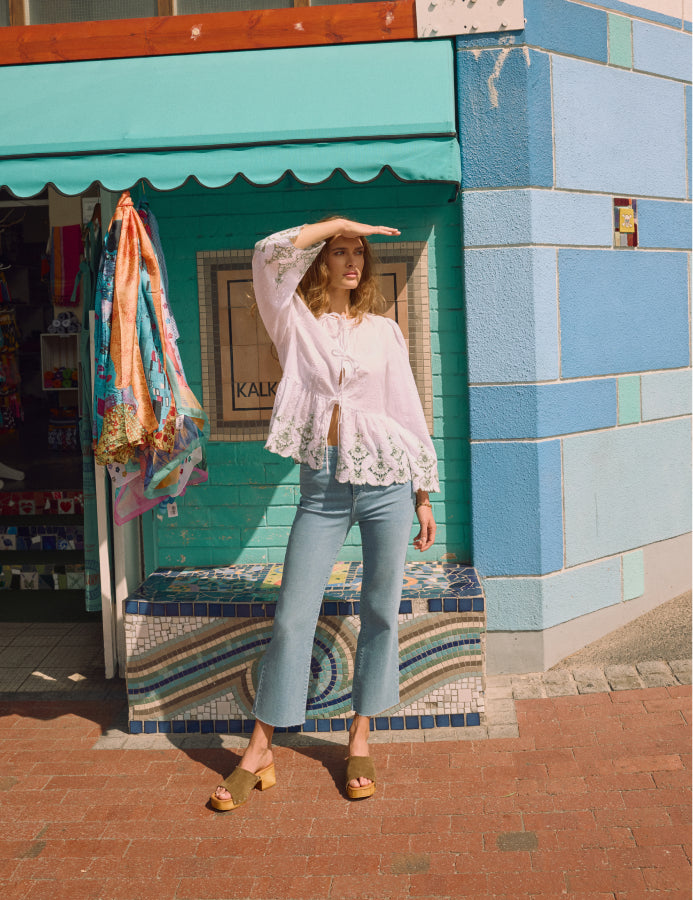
[140,172,470,570]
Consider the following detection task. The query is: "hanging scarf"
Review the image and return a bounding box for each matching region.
[93,192,208,524]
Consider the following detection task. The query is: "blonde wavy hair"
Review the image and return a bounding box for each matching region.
[297,219,386,321]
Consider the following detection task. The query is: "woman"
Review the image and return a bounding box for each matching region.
[211,218,438,810]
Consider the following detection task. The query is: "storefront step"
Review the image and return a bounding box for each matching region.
[125,562,486,735]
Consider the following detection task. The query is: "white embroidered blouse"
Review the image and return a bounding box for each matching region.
[252,226,439,492]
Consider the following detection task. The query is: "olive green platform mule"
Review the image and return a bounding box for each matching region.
[210,762,276,811]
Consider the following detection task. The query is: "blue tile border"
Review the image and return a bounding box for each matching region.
[128,711,484,735]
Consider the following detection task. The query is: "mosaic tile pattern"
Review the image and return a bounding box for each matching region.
[124,562,484,618]
[0,525,84,552]
[0,489,84,516]
[0,564,85,590]
[125,562,486,733]
[614,197,639,247]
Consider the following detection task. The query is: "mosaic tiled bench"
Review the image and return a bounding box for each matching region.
[124,561,486,735]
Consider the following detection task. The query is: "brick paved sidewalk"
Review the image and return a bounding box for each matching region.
[0,679,690,900]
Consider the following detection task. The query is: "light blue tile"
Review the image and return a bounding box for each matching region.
[457,48,553,189]
[465,248,558,383]
[559,250,690,377]
[633,20,692,81]
[471,440,563,575]
[563,418,692,567]
[462,190,613,247]
[469,380,617,440]
[618,375,641,425]
[686,86,692,197]
[622,550,645,601]
[553,56,687,198]
[484,557,622,631]
[637,200,692,249]
[641,369,692,420]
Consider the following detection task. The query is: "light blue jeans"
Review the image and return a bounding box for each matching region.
[252,447,415,727]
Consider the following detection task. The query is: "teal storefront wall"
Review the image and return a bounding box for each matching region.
[141,171,471,571]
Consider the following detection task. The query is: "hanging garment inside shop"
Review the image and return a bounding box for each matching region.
[93,191,208,525]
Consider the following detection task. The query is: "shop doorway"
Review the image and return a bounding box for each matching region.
[0,187,98,622]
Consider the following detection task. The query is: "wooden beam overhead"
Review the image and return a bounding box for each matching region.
[0,1,418,67]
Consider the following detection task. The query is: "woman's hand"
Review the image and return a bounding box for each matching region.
[293,218,400,249]
[413,499,436,552]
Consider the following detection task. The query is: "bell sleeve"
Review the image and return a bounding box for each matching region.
[252,226,325,349]
[384,318,439,493]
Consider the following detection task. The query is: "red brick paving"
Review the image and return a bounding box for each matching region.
[0,685,690,899]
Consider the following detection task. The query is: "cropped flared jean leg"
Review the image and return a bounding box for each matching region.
[252,448,415,728]
[351,481,415,716]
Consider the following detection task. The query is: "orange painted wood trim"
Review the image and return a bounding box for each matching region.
[0,1,418,66]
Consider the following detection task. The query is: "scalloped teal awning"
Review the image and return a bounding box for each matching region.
[0,41,461,197]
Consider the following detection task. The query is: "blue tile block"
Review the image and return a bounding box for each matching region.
[228,720,242,733]
[275,727,287,734]
[399,600,412,614]
[186,721,200,733]
[471,440,563,575]
[124,600,139,615]
[473,598,485,612]
[165,603,178,616]
[251,604,265,617]
[172,721,186,733]
[351,602,360,615]
[243,720,255,733]
[208,604,221,618]
[214,720,229,733]
[638,201,692,250]
[421,716,435,729]
[469,381,618,440]
[338,602,351,616]
[129,720,143,734]
[458,597,472,611]
[144,721,157,734]
[236,604,250,618]
[466,713,481,727]
[390,717,405,730]
[193,603,207,617]
[302,720,316,731]
[633,20,692,81]
[443,597,457,612]
[435,715,450,727]
[287,725,301,733]
[375,717,389,730]
[317,719,331,732]
[179,602,193,616]
[138,602,152,616]
[450,714,466,727]
[553,55,686,197]
[524,0,607,61]
[331,719,345,731]
[152,603,165,617]
[201,721,214,734]
[428,598,443,612]
[222,605,236,617]
[456,48,553,189]
[158,721,171,733]
[324,602,338,616]
[405,716,419,729]
[559,251,690,376]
